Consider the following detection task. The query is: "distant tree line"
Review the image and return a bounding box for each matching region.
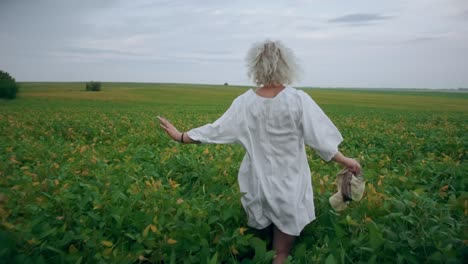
[86,81,101,91]
[0,70,19,99]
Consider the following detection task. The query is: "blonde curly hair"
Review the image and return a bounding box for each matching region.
[245,40,300,86]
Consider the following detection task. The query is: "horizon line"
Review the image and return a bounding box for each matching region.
[15,81,467,91]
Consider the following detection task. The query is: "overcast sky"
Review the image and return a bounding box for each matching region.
[1,0,467,88]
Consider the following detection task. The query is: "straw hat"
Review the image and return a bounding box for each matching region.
[329,169,365,211]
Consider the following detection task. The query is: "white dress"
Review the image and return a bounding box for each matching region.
[187,86,343,236]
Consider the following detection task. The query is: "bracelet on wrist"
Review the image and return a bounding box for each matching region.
[180,132,184,143]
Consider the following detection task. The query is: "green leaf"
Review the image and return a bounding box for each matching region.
[209,252,218,264]
[325,254,336,264]
[170,248,176,264]
[293,243,306,259]
[250,237,266,262]
[368,222,385,249]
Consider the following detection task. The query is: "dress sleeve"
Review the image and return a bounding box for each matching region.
[186,98,242,144]
[299,91,343,161]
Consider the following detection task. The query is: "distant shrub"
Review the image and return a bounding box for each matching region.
[224,82,229,86]
[0,70,19,99]
[86,81,101,91]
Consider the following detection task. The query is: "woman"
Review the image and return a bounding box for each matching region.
[158,40,361,263]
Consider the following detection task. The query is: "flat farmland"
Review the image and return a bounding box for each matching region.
[0,82,467,263]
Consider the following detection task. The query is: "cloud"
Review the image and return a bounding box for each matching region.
[328,13,393,24]
[460,9,468,20]
[53,45,243,66]
[1,0,467,88]
[60,47,146,57]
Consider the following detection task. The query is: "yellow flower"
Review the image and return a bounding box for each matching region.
[239,227,248,235]
[101,240,113,247]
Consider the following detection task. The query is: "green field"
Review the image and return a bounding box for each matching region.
[1,82,467,263]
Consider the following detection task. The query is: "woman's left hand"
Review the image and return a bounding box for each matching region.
[343,158,361,175]
[158,116,181,141]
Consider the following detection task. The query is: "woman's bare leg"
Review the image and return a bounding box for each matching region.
[272,225,296,264]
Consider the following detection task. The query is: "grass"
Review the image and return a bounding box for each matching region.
[12,82,468,111]
[0,82,467,263]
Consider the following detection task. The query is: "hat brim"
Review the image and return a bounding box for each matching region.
[329,192,348,211]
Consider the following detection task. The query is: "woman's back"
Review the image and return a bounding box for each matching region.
[187,86,343,236]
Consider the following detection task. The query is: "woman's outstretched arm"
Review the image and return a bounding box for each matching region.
[157,116,198,144]
[331,151,361,174]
